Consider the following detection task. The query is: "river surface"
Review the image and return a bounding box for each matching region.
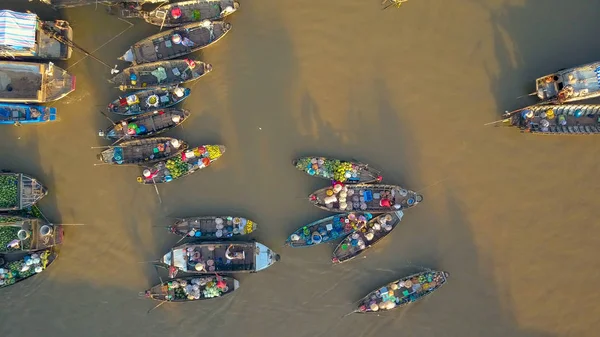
[1,0,600,336]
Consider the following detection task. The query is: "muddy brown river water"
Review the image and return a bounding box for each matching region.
[1,1,600,336]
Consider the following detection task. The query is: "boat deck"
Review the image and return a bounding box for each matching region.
[0,65,42,100]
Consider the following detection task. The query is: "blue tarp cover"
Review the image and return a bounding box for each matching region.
[0,10,37,49]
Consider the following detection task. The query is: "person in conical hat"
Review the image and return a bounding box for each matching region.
[171,139,180,148]
[172,115,181,123]
[174,87,185,97]
[143,169,152,177]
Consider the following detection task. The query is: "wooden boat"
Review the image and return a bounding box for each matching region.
[0,215,63,253]
[167,216,257,239]
[0,103,56,125]
[309,184,423,213]
[143,275,239,302]
[144,0,239,28]
[97,137,188,166]
[109,59,210,91]
[40,0,165,8]
[158,241,280,277]
[120,21,232,66]
[0,11,73,61]
[293,157,382,184]
[501,104,600,135]
[0,172,47,211]
[0,248,58,288]
[285,212,372,248]
[107,86,191,116]
[0,61,75,103]
[354,270,449,313]
[536,61,600,103]
[138,144,225,184]
[99,108,190,141]
[332,212,403,264]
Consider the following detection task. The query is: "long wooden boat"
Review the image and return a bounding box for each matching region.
[97,137,188,166]
[0,103,57,125]
[293,156,382,184]
[332,212,403,264]
[0,61,75,103]
[99,108,190,141]
[501,104,600,135]
[354,270,449,313]
[143,275,239,302]
[0,11,73,61]
[167,216,257,239]
[138,144,225,184]
[535,61,600,103]
[0,172,47,211]
[39,0,165,8]
[285,212,372,248]
[0,248,58,288]
[158,241,280,277]
[107,86,191,116]
[0,215,63,253]
[309,183,423,213]
[120,21,231,66]
[109,59,210,91]
[144,0,239,27]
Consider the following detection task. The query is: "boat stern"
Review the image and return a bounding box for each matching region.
[394,210,404,221]
[254,242,280,272]
[44,63,76,102]
[233,279,240,290]
[47,107,57,122]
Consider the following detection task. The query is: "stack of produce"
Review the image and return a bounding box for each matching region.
[0,175,18,208]
[295,157,362,183]
[165,156,190,179]
[0,250,51,287]
[205,145,222,160]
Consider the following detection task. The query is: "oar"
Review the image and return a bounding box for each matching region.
[52,223,87,226]
[99,111,117,125]
[147,300,167,313]
[92,162,113,167]
[483,119,510,126]
[152,176,162,204]
[90,145,114,149]
[517,92,537,99]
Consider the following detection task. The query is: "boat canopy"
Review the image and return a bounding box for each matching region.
[0,10,37,49]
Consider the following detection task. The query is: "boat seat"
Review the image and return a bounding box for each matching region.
[154,10,167,19]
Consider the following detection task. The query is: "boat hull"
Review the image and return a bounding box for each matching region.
[107,87,191,116]
[98,137,188,166]
[122,21,231,65]
[285,212,372,248]
[309,184,423,213]
[101,108,190,140]
[293,157,382,184]
[332,212,403,264]
[144,0,240,27]
[109,59,211,91]
[0,104,56,125]
[168,216,257,239]
[159,241,280,275]
[505,104,600,135]
[144,275,239,302]
[0,248,58,288]
[355,270,449,313]
[138,145,225,184]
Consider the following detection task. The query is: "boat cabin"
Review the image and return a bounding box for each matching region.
[536,61,600,103]
[0,61,75,103]
[0,10,73,60]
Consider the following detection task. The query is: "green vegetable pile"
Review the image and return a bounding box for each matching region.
[295,157,313,170]
[334,162,354,182]
[0,175,19,208]
[165,157,190,179]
